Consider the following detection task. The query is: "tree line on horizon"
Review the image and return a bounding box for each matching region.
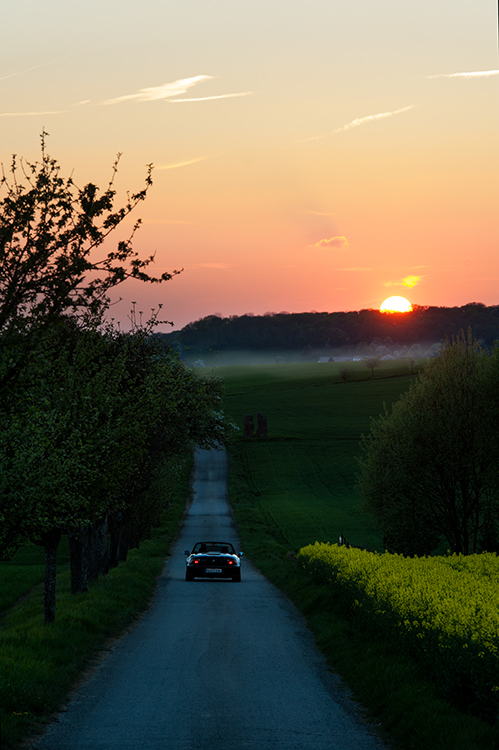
[166,303,499,354]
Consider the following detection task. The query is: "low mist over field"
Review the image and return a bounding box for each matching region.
[184,344,440,369]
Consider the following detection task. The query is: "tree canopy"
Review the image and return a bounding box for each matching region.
[357,330,499,555]
[0,130,180,335]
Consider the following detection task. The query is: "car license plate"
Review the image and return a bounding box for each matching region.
[206,568,222,573]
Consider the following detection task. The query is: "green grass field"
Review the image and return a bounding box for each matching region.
[221,359,415,553]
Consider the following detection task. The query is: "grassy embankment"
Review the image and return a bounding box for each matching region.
[221,359,499,750]
[0,456,193,749]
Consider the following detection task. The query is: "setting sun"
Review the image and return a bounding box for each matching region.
[380,296,413,313]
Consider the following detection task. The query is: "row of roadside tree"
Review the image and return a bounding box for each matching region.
[0,134,232,622]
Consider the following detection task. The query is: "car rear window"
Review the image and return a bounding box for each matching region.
[193,543,235,554]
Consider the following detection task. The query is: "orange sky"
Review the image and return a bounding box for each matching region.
[1,0,498,330]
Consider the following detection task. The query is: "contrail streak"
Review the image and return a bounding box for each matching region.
[0,52,82,82]
[168,92,253,102]
[295,105,415,144]
[0,110,65,117]
[427,69,499,79]
[155,155,217,170]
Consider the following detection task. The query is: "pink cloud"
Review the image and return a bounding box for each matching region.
[311,236,349,250]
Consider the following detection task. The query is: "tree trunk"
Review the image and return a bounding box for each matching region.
[118,521,131,562]
[108,512,129,568]
[88,518,109,582]
[69,527,89,594]
[41,528,62,624]
[129,521,140,551]
[108,513,120,569]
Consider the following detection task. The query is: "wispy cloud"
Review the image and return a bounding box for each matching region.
[139,219,192,225]
[332,106,415,134]
[0,52,82,82]
[310,236,349,249]
[200,263,232,269]
[384,275,422,288]
[296,105,415,144]
[342,267,373,272]
[168,92,253,103]
[427,69,499,79]
[103,76,253,105]
[103,76,212,105]
[155,155,217,170]
[0,110,65,118]
[305,210,336,217]
[187,263,233,270]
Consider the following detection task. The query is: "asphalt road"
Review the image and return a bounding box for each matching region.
[34,447,385,750]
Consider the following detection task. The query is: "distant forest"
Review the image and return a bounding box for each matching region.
[161,304,499,356]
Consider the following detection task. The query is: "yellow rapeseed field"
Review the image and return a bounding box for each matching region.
[298,543,499,721]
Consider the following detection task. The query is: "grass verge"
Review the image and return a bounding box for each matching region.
[0,455,192,750]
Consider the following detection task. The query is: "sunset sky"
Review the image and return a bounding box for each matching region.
[1,0,498,331]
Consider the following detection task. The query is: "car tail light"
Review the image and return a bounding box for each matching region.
[228,560,233,565]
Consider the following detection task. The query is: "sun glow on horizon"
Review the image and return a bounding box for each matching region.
[380,296,413,313]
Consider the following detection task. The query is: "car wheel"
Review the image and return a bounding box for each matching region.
[232,572,241,582]
[185,570,195,581]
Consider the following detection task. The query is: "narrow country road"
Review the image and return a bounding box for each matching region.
[34,448,385,750]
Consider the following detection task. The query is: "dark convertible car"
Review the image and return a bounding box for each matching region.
[184,541,243,582]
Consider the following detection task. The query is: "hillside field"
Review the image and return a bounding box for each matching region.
[220,358,415,554]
